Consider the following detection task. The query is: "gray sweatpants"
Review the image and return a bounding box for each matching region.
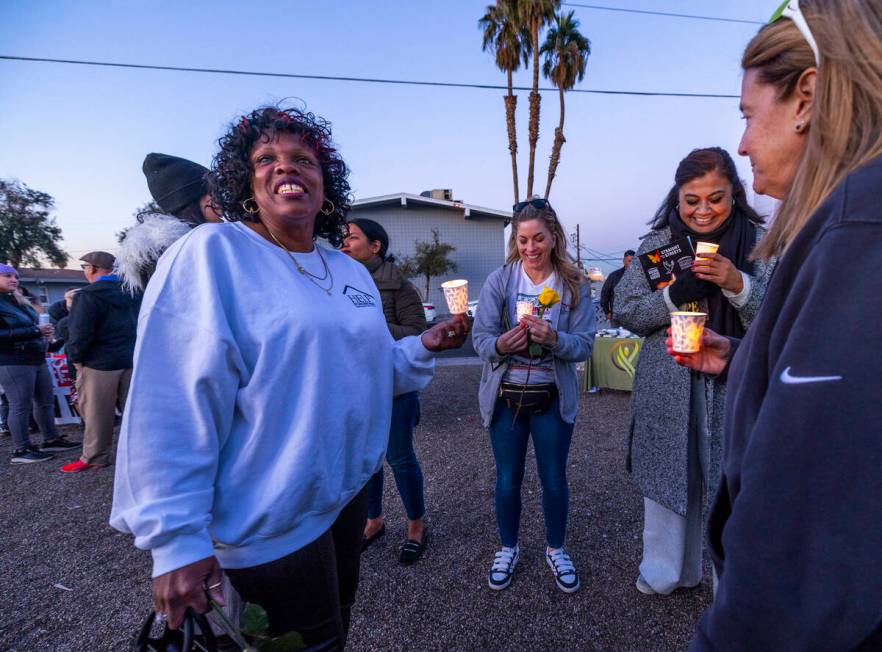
[638,373,708,594]
[0,363,58,451]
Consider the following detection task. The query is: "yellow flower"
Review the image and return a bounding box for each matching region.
[537,287,561,308]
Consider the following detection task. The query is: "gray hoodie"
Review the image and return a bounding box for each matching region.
[472,262,596,427]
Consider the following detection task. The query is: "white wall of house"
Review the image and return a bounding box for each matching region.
[348,203,506,309]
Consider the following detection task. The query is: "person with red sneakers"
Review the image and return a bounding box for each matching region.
[61,251,138,473]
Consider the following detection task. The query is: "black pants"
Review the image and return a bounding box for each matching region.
[226,485,368,651]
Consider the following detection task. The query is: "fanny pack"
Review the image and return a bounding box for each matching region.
[498,381,557,415]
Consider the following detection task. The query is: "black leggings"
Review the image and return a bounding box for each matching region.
[226,485,368,651]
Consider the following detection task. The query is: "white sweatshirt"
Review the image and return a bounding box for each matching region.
[110,221,434,577]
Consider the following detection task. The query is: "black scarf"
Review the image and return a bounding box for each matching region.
[668,207,757,338]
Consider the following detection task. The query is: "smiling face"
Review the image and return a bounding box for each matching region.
[738,68,810,199]
[341,223,380,262]
[677,170,734,234]
[0,272,19,293]
[249,131,325,227]
[516,218,555,276]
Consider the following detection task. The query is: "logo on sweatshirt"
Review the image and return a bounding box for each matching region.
[343,285,377,308]
[779,366,843,385]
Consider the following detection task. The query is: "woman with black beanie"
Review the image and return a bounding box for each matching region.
[342,218,430,564]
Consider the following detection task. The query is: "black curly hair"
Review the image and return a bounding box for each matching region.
[209,106,351,247]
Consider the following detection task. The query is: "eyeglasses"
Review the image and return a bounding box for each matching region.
[80,264,94,271]
[512,198,551,213]
[769,0,820,66]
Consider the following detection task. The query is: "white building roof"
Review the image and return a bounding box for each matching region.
[352,193,511,221]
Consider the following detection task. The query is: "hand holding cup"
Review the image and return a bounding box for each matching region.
[521,314,557,348]
[421,313,470,352]
[692,251,743,293]
[495,322,529,355]
[666,327,731,376]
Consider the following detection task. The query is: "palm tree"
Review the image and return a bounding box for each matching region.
[540,11,591,198]
[479,1,531,204]
[519,0,560,198]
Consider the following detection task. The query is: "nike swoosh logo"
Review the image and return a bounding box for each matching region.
[780,366,843,385]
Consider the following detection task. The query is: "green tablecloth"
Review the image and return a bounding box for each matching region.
[585,336,643,392]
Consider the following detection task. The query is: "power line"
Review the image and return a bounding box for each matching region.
[0,55,739,99]
[561,2,764,25]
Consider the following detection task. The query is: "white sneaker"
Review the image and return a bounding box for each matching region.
[546,548,580,593]
[488,545,520,590]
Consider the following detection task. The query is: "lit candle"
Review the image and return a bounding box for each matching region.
[670,311,707,353]
[441,279,469,314]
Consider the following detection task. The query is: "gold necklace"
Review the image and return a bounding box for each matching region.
[266,228,334,296]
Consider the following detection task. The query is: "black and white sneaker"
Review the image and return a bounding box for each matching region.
[546,548,580,593]
[11,448,53,464]
[488,545,519,590]
[41,437,81,452]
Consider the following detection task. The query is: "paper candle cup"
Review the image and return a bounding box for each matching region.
[516,300,534,322]
[695,241,720,257]
[670,311,707,353]
[441,279,469,314]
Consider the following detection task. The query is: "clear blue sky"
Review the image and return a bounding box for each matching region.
[0,0,776,273]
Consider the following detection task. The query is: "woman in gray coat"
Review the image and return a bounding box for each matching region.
[615,148,773,595]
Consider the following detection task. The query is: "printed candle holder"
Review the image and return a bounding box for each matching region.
[695,241,720,257]
[516,300,534,322]
[670,311,707,353]
[441,279,469,314]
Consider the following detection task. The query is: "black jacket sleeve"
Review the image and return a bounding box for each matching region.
[0,321,40,343]
[691,223,882,650]
[66,291,99,364]
[600,271,615,315]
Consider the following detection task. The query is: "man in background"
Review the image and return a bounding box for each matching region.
[62,251,138,473]
[601,249,635,327]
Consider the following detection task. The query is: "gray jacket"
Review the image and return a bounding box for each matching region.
[473,263,596,427]
[615,225,773,516]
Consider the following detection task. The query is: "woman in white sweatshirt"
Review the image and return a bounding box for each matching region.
[110,106,469,649]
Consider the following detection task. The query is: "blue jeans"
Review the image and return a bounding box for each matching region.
[367,391,425,521]
[489,395,574,549]
[0,363,59,451]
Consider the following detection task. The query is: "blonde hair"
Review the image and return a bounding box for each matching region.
[506,204,584,307]
[744,1,882,260]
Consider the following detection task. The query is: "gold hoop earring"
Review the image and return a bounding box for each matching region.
[242,197,260,214]
[320,199,335,216]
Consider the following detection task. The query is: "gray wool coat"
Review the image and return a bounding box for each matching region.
[614,225,773,516]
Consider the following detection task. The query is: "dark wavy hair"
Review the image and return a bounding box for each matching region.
[649,147,764,229]
[209,106,351,247]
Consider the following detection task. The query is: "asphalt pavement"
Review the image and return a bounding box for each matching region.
[0,366,710,651]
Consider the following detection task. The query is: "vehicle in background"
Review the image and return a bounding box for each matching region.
[422,302,437,324]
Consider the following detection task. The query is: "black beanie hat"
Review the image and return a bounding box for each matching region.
[142,153,209,215]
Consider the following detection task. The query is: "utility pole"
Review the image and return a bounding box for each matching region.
[575,224,582,272]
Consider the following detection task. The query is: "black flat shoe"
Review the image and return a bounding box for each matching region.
[361,524,386,551]
[398,528,429,565]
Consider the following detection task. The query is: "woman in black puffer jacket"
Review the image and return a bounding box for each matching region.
[0,264,79,464]
[342,219,430,565]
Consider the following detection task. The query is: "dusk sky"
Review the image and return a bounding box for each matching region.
[1,1,776,273]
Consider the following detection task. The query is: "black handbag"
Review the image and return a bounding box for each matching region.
[498,381,557,415]
[134,608,218,652]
